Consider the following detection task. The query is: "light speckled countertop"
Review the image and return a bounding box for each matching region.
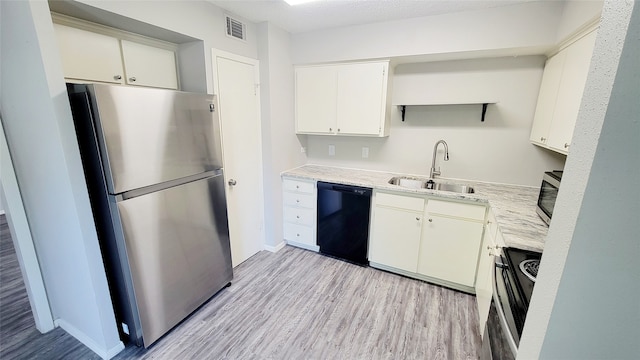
[281,164,547,252]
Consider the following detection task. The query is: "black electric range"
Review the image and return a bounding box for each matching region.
[500,247,542,337]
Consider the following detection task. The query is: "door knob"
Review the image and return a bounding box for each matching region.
[228,179,237,186]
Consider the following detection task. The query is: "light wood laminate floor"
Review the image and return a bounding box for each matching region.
[0,215,480,359]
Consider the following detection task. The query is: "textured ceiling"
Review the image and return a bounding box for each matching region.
[207,0,543,34]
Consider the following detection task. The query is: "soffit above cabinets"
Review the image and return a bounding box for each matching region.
[392,58,506,122]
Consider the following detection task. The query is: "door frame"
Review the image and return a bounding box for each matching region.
[0,117,55,332]
[211,49,267,259]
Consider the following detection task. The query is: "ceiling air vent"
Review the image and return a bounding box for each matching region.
[225,16,246,41]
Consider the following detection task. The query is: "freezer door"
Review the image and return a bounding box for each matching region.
[115,174,232,347]
[87,84,223,194]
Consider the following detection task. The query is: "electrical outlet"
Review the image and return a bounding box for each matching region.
[328,144,335,156]
[362,147,369,158]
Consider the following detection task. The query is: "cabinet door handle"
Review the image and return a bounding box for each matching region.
[129,77,137,82]
[296,199,300,203]
[337,128,341,132]
[416,217,420,221]
[114,75,122,80]
[540,137,546,142]
[329,127,332,132]
[428,218,433,222]
[564,143,570,149]
[228,179,237,186]
[296,215,300,219]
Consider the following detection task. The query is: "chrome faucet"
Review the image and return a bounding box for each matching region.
[430,140,449,179]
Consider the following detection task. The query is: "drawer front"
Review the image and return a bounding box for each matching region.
[283,192,315,208]
[283,223,315,245]
[375,191,425,212]
[426,199,486,221]
[282,178,315,194]
[283,206,315,226]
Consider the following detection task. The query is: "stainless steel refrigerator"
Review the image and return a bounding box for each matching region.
[67,83,233,347]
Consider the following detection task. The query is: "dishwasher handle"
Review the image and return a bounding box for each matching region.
[317,181,372,197]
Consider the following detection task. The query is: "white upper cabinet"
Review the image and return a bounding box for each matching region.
[295,66,338,134]
[295,61,391,137]
[546,30,598,153]
[54,22,178,90]
[121,40,178,89]
[530,28,598,155]
[336,62,389,136]
[54,23,124,84]
[530,51,566,147]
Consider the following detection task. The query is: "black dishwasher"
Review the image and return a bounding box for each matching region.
[316,182,372,266]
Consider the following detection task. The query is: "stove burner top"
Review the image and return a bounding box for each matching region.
[519,259,539,282]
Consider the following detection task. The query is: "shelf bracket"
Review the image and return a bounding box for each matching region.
[481,103,488,122]
[401,105,406,122]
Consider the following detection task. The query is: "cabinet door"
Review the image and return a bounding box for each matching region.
[295,66,337,134]
[418,214,484,287]
[336,62,387,136]
[475,228,496,338]
[547,30,598,153]
[369,206,422,272]
[530,51,566,146]
[54,24,124,84]
[121,40,178,89]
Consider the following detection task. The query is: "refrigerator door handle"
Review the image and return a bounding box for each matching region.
[114,169,224,202]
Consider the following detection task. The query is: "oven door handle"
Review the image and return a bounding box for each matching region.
[492,261,519,357]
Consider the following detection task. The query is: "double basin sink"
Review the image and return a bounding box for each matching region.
[388,176,475,194]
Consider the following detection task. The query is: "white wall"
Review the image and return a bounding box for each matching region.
[75,0,258,94]
[0,1,123,358]
[518,0,637,358]
[291,1,563,64]
[305,56,565,186]
[257,22,307,248]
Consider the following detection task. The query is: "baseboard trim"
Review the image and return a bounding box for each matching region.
[264,241,286,253]
[54,319,125,360]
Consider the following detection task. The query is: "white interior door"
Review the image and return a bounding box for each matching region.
[213,50,265,267]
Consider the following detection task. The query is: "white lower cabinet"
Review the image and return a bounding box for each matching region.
[475,222,496,339]
[417,200,485,290]
[282,177,318,251]
[369,192,425,273]
[369,192,486,293]
[475,208,499,338]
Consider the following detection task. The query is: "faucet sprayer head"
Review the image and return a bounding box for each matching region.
[444,152,449,161]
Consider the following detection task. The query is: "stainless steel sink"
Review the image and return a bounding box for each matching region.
[432,182,475,194]
[388,176,475,194]
[388,176,427,189]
